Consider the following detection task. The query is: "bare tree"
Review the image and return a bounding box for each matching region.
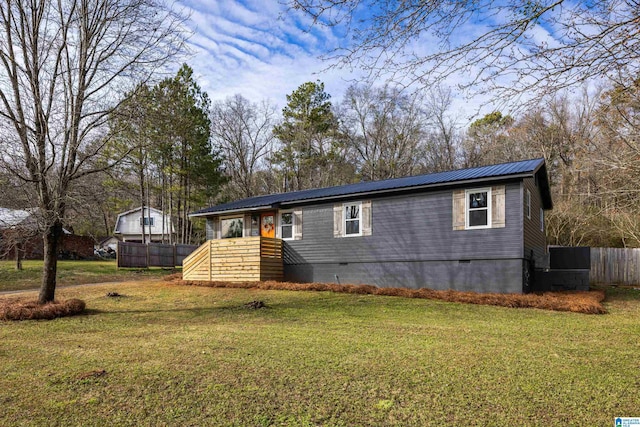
[0,0,186,303]
[288,0,640,102]
[211,95,277,198]
[340,83,427,180]
[592,78,640,246]
[422,86,461,172]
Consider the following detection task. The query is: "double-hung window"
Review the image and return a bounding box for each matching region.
[344,202,362,236]
[280,211,294,240]
[139,217,154,226]
[466,188,491,229]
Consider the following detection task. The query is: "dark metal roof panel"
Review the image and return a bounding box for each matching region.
[191,158,549,215]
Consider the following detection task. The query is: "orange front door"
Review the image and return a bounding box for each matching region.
[260,212,275,238]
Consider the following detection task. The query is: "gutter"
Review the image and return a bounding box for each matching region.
[189,205,274,218]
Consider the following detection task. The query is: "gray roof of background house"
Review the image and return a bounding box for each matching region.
[190,158,552,217]
[0,208,33,228]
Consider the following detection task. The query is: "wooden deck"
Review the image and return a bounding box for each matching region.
[182,237,283,282]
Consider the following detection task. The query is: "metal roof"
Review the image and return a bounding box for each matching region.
[191,158,552,216]
[0,208,32,228]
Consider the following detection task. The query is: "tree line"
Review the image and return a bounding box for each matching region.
[78,74,639,249]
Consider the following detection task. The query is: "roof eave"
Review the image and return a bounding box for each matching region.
[192,172,536,217]
[279,173,534,206]
[189,205,274,218]
[532,161,553,210]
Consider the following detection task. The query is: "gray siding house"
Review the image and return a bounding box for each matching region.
[190,158,552,293]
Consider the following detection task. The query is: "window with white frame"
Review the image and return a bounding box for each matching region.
[526,189,531,220]
[221,217,243,238]
[280,211,293,240]
[540,208,544,232]
[344,202,361,236]
[139,216,154,226]
[466,188,491,229]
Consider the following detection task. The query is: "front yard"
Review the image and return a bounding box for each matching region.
[0,260,175,292]
[1,280,638,426]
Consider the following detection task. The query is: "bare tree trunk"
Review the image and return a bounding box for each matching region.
[14,243,22,271]
[169,173,174,245]
[39,222,63,304]
[146,176,152,242]
[139,161,146,244]
[102,210,110,236]
[161,165,166,243]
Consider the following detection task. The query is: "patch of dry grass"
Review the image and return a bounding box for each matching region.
[171,276,606,314]
[0,298,86,321]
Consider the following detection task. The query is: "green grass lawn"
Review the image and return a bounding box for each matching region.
[0,260,177,292]
[1,281,639,426]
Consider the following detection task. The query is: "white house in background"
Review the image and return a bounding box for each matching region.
[113,206,174,243]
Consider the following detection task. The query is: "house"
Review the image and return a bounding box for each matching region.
[113,206,174,243]
[0,207,94,260]
[186,158,553,293]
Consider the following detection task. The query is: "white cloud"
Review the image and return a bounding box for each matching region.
[177,0,355,110]
[176,0,507,123]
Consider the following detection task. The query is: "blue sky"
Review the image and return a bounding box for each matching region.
[177,0,357,111]
[174,0,570,124]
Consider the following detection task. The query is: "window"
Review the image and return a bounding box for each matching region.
[139,216,154,226]
[250,214,260,237]
[221,217,243,238]
[540,208,544,232]
[280,211,293,240]
[465,188,491,229]
[526,189,531,220]
[344,202,361,236]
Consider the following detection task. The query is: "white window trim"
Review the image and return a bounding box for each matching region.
[526,189,531,220]
[465,188,492,230]
[220,215,244,239]
[540,208,544,232]
[278,210,295,241]
[343,201,362,237]
[139,216,155,226]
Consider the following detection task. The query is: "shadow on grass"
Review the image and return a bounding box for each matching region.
[600,286,640,303]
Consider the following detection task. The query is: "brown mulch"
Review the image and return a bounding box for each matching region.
[167,275,606,314]
[0,298,86,321]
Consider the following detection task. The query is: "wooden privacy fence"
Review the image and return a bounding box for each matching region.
[182,237,283,282]
[117,242,198,268]
[590,247,640,285]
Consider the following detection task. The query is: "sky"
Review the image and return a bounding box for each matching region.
[174,0,570,126]
[176,0,358,111]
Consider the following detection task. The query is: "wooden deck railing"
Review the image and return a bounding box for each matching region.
[182,237,283,282]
